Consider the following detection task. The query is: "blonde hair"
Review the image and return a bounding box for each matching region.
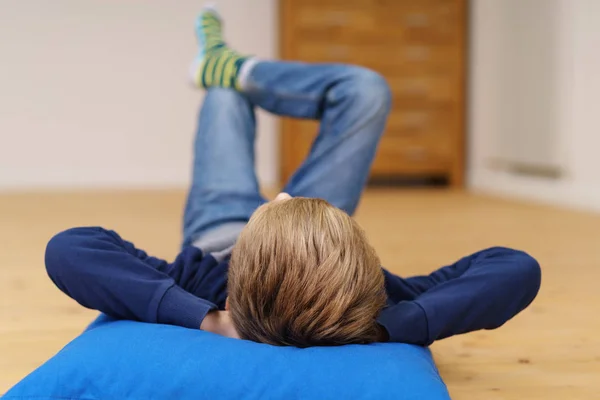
[228,197,386,347]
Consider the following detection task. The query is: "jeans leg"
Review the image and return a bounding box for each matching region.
[182,88,267,249]
[242,62,391,215]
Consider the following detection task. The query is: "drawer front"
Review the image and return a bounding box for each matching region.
[387,74,459,104]
[375,0,464,44]
[292,5,376,31]
[371,134,453,175]
[385,107,458,137]
[289,0,375,6]
[295,42,461,75]
[289,0,464,45]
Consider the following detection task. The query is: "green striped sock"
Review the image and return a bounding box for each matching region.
[192,7,247,90]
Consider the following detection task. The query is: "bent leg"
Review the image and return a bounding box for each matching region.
[242,62,391,215]
[182,88,267,249]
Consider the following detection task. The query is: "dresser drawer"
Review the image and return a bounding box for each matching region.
[294,42,460,74]
[371,134,453,175]
[375,0,462,14]
[291,4,375,30]
[290,0,374,6]
[376,1,464,44]
[385,104,458,137]
[289,1,463,46]
[387,74,459,103]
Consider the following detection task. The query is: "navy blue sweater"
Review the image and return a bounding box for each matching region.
[45,227,541,346]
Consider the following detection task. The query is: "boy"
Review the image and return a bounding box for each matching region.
[45,8,541,347]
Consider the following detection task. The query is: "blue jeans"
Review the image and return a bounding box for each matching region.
[182,61,391,249]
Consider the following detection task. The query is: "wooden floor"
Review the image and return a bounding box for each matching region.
[1,189,599,398]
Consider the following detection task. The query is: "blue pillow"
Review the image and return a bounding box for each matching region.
[4,315,450,400]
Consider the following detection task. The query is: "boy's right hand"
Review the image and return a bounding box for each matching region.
[200,310,240,339]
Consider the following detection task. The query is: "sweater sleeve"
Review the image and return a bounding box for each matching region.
[45,227,217,329]
[377,247,541,345]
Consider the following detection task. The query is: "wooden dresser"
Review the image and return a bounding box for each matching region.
[279,0,467,187]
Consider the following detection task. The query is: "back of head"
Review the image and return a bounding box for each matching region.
[228,197,386,347]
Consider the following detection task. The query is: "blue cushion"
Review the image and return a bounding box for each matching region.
[4,315,450,400]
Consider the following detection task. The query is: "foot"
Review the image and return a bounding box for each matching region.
[190,5,248,90]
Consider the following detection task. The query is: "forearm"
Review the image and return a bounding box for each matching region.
[45,227,216,328]
[378,247,542,345]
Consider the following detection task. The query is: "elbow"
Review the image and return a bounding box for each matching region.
[519,251,542,305]
[504,248,542,306]
[479,248,542,331]
[45,227,98,284]
[45,228,78,282]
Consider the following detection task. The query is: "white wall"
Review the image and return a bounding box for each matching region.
[0,0,278,190]
[469,0,600,212]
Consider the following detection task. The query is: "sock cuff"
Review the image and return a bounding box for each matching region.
[189,57,203,86]
[237,57,259,91]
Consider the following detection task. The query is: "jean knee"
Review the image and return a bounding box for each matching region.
[344,67,392,116]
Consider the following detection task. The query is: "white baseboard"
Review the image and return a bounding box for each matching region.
[469,169,600,213]
[0,168,278,192]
